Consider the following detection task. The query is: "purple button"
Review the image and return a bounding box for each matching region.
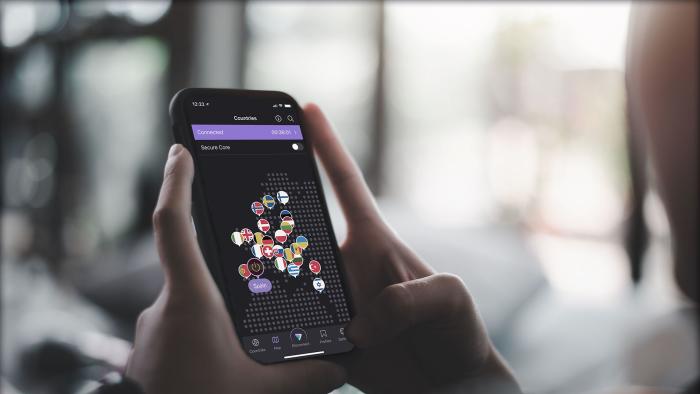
[248,278,272,293]
[192,124,303,141]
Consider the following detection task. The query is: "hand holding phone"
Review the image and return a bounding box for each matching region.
[131,91,520,393]
[126,144,346,394]
[303,104,522,393]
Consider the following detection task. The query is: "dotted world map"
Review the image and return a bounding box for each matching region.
[233,172,352,335]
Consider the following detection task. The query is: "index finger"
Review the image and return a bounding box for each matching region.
[302,103,381,226]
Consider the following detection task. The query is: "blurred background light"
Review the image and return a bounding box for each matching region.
[106,0,171,25]
[1,0,63,48]
[3,2,696,393]
[2,1,37,48]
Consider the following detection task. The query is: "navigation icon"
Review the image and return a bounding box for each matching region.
[289,328,308,343]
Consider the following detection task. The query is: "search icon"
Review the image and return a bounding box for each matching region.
[287,115,294,122]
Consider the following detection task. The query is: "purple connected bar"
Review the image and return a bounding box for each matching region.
[191,124,303,141]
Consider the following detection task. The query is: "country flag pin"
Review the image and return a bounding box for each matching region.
[247,258,264,277]
[282,216,295,227]
[262,235,274,247]
[272,245,284,258]
[241,228,254,243]
[287,263,300,277]
[231,231,243,246]
[280,220,293,235]
[262,245,274,259]
[251,201,265,216]
[313,277,325,293]
[284,248,294,262]
[257,219,270,233]
[238,263,251,279]
[262,195,275,209]
[274,229,287,243]
[309,260,321,274]
[295,236,308,250]
[292,254,303,266]
[277,191,289,205]
[274,257,287,271]
[251,244,263,258]
[292,243,303,255]
[254,232,264,245]
[279,210,292,220]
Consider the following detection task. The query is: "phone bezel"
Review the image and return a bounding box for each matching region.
[169,88,355,364]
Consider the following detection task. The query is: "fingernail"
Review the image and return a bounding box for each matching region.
[168,144,183,157]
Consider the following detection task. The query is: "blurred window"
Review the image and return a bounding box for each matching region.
[383,2,631,234]
[244,2,381,171]
[3,2,635,301]
[2,0,174,265]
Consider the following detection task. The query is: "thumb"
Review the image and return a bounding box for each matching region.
[346,274,475,348]
[153,144,210,292]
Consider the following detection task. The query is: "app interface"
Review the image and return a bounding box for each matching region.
[184,93,353,363]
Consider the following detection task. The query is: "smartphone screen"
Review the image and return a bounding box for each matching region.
[175,90,353,363]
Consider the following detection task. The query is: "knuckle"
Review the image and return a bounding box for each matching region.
[163,156,179,178]
[152,206,179,232]
[381,282,414,322]
[434,273,472,311]
[135,307,151,333]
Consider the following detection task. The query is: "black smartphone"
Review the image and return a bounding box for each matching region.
[169,88,354,364]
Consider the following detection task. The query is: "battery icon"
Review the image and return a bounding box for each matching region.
[284,104,291,108]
